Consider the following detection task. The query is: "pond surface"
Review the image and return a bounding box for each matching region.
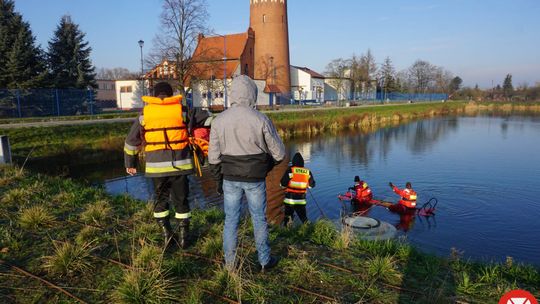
[104,115,540,265]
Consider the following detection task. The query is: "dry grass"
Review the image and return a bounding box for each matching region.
[18,205,55,230]
[42,241,96,277]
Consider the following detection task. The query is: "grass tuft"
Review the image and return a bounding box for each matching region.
[284,248,322,284]
[366,255,401,284]
[112,267,177,304]
[456,271,484,296]
[133,242,163,269]
[75,226,103,245]
[42,241,95,277]
[310,219,337,247]
[80,199,112,225]
[199,235,223,259]
[333,224,354,250]
[18,205,55,230]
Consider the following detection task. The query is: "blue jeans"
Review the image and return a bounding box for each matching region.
[223,180,271,267]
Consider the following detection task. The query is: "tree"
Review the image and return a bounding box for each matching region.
[449,76,463,94]
[379,56,399,93]
[360,49,377,83]
[407,60,436,93]
[96,67,138,80]
[47,15,96,89]
[503,74,514,100]
[433,67,453,94]
[0,0,45,88]
[325,58,349,102]
[149,0,209,94]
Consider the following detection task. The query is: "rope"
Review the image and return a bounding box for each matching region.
[308,189,327,218]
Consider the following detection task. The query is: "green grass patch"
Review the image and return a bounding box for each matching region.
[0,165,539,303]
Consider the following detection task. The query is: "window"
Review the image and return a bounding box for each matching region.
[219,92,224,98]
[263,14,266,23]
[245,64,249,74]
[120,86,132,93]
[202,92,207,99]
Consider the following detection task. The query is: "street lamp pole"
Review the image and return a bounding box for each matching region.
[138,40,145,95]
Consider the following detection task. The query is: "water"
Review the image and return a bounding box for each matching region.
[104,115,540,265]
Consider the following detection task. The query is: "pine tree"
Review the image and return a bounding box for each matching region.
[380,56,398,93]
[47,15,96,89]
[503,74,514,99]
[449,76,463,93]
[0,0,45,88]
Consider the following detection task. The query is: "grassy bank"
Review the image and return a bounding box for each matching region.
[267,101,540,138]
[1,101,540,169]
[0,165,538,303]
[0,111,138,125]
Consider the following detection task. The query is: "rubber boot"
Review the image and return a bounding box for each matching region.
[156,218,176,250]
[178,219,190,249]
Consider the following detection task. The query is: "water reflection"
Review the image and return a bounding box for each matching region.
[102,116,540,265]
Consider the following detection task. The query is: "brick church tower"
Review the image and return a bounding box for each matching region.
[250,0,291,95]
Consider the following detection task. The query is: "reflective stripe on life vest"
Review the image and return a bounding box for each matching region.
[124,143,140,156]
[142,95,189,152]
[145,159,193,174]
[286,167,310,194]
[283,198,307,205]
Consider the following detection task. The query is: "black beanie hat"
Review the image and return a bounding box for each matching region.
[354,176,360,182]
[153,82,174,97]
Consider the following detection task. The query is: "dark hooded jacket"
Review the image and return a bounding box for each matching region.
[280,153,316,203]
[208,75,285,182]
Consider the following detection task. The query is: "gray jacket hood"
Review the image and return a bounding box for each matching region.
[230,75,258,108]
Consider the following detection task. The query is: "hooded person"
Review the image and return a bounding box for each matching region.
[208,75,286,272]
[280,152,316,225]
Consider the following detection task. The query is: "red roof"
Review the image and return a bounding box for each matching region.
[264,84,282,93]
[190,32,249,80]
[292,65,325,79]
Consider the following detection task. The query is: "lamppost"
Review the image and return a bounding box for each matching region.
[138,40,145,95]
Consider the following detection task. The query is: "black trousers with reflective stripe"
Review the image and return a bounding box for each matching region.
[284,204,308,224]
[152,175,190,217]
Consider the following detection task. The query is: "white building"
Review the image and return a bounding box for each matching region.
[290,66,325,103]
[324,77,352,101]
[115,80,148,110]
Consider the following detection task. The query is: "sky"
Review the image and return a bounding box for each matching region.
[14,0,540,88]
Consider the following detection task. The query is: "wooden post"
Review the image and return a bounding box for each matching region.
[0,135,12,164]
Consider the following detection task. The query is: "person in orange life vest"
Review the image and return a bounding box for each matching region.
[395,209,416,232]
[280,152,315,225]
[124,82,209,250]
[190,112,213,165]
[389,182,417,209]
[348,176,373,203]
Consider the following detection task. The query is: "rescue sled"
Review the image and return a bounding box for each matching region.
[338,191,437,217]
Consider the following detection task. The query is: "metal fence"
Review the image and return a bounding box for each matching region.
[0,88,96,118]
[352,92,449,102]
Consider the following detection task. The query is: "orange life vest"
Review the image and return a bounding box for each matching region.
[399,189,417,208]
[355,182,373,202]
[286,167,310,194]
[142,95,188,152]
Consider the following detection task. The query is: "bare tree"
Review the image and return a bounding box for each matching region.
[407,59,437,93]
[96,67,138,80]
[148,0,209,94]
[325,58,349,102]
